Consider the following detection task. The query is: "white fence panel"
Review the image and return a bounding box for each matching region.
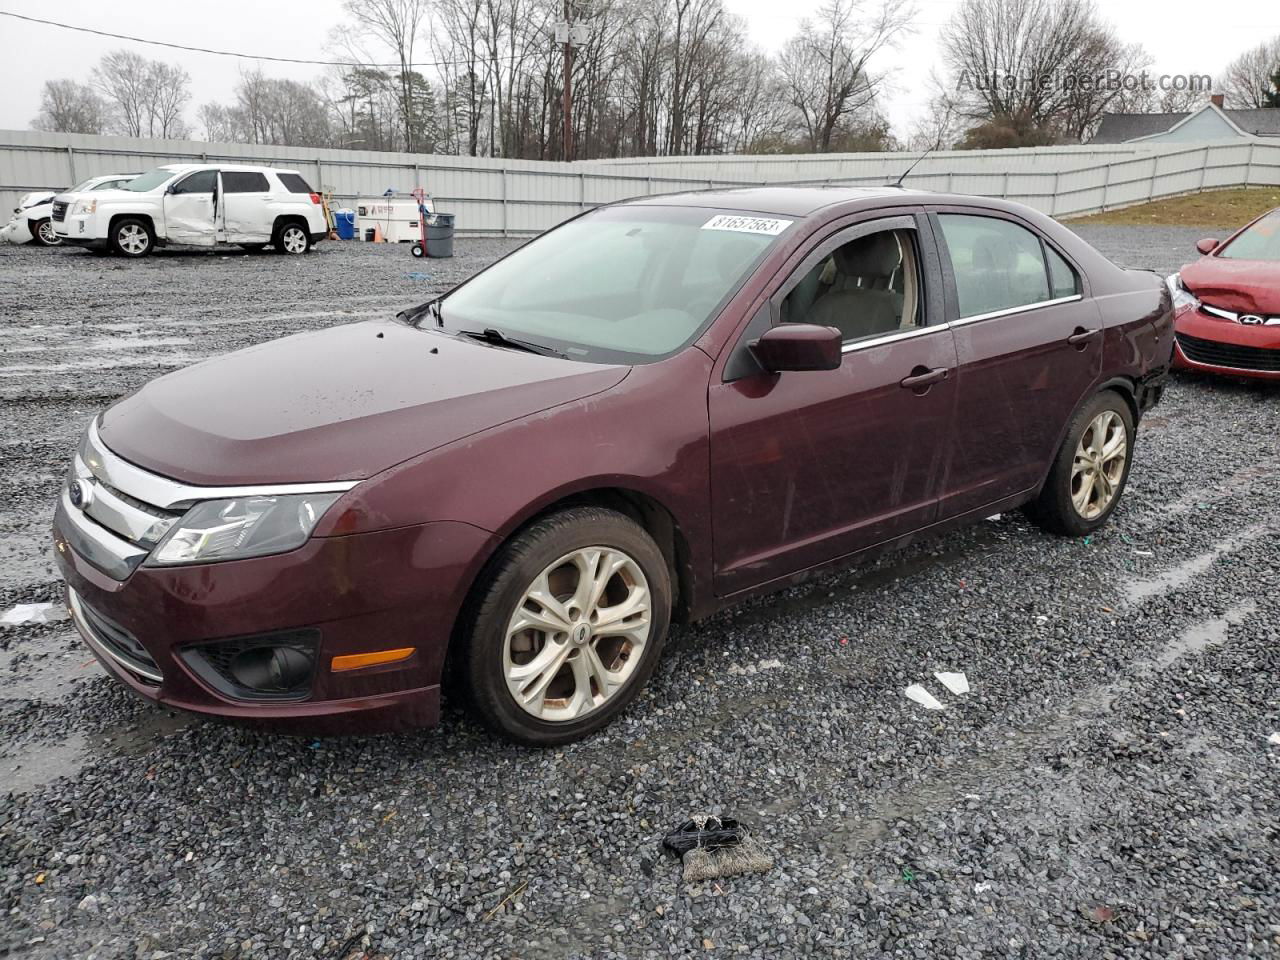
[2,129,1279,236]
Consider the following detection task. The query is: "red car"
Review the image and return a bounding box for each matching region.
[1171,207,1280,379]
[53,188,1174,744]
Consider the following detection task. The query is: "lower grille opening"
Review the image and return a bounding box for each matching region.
[71,592,162,685]
[1177,332,1280,372]
[180,630,319,702]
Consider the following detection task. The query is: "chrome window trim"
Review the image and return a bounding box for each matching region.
[950,294,1083,327]
[841,323,942,354]
[84,419,360,510]
[67,588,163,683]
[840,294,1084,354]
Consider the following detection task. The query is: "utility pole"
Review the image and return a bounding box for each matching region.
[556,3,588,162]
[561,0,574,163]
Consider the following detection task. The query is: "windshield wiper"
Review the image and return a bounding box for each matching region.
[456,327,566,358]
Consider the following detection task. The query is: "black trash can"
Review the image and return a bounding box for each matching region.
[425,213,455,258]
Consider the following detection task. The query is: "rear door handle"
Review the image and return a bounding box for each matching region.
[899,366,949,390]
[1067,327,1100,346]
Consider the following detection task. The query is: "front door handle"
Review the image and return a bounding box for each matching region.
[900,366,949,391]
[1067,327,1100,347]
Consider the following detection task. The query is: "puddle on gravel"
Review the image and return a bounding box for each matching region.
[1,629,192,794]
[1153,600,1256,669]
[2,707,191,795]
[1124,524,1270,604]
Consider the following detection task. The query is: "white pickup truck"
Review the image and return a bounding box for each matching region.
[53,163,329,257]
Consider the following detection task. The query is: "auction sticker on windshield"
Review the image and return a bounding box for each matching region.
[701,215,792,235]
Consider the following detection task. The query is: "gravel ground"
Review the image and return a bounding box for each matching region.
[1,231,1278,960]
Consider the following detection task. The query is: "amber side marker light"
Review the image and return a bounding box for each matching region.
[331,648,416,672]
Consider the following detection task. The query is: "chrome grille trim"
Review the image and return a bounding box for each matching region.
[55,490,149,580]
[82,419,360,511]
[67,588,163,683]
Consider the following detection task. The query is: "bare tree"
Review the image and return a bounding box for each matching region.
[92,50,151,136]
[777,0,913,152]
[90,49,190,137]
[31,79,107,134]
[342,0,431,150]
[147,61,191,138]
[940,0,1136,143]
[1222,36,1280,108]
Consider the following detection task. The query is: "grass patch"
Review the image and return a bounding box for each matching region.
[1065,188,1280,228]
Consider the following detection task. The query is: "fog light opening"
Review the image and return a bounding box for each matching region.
[229,645,316,693]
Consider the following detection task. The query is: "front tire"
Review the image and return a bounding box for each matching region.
[274,222,310,255]
[1027,390,1135,537]
[110,218,153,257]
[460,507,672,746]
[30,219,60,247]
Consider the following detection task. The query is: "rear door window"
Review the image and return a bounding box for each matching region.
[277,173,314,194]
[222,171,270,193]
[1046,245,1081,298]
[938,214,1052,318]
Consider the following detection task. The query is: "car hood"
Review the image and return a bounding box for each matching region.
[1180,257,1280,314]
[100,319,629,485]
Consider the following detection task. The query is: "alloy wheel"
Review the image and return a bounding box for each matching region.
[37,221,60,245]
[1070,410,1127,519]
[503,546,651,722]
[117,224,149,255]
[281,226,308,254]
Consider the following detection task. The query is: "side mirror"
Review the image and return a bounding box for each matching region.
[750,324,842,373]
[1195,238,1219,255]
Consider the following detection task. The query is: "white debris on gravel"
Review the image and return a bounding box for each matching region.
[904,683,945,710]
[0,602,67,626]
[934,671,971,695]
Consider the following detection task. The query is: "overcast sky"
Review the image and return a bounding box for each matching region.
[0,0,1276,142]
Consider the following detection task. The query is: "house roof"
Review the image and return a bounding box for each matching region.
[1090,112,1191,143]
[1226,109,1280,137]
[1091,105,1280,143]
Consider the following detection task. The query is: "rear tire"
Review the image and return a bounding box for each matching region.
[1026,390,1135,537]
[30,218,60,247]
[459,507,672,746]
[110,218,153,258]
[274,222,310,255]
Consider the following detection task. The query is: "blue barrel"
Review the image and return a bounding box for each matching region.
[334,210,356,240]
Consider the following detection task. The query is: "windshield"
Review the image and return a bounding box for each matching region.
[122,168,179,192]
[1219,209,1280,262]
[438,206,790,363]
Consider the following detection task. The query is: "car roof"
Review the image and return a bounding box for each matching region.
[156,163,302,175]
[624,185,919,217]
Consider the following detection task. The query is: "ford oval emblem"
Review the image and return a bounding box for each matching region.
[1239,314,1264,326]
[68,479,93,509]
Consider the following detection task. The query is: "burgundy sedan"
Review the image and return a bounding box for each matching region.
[53,187,1173,744]
[1171,207,1280,380]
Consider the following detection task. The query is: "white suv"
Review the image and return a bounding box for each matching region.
[53,163,328,257]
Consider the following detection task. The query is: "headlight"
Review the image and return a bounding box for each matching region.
[148,493,342,566]
[71,199,97,216]
[1167,273,1200,314]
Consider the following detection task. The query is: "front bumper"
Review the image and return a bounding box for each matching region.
[53,504,497,734]
[1173,305,1280,380]
[53,212,102,245]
